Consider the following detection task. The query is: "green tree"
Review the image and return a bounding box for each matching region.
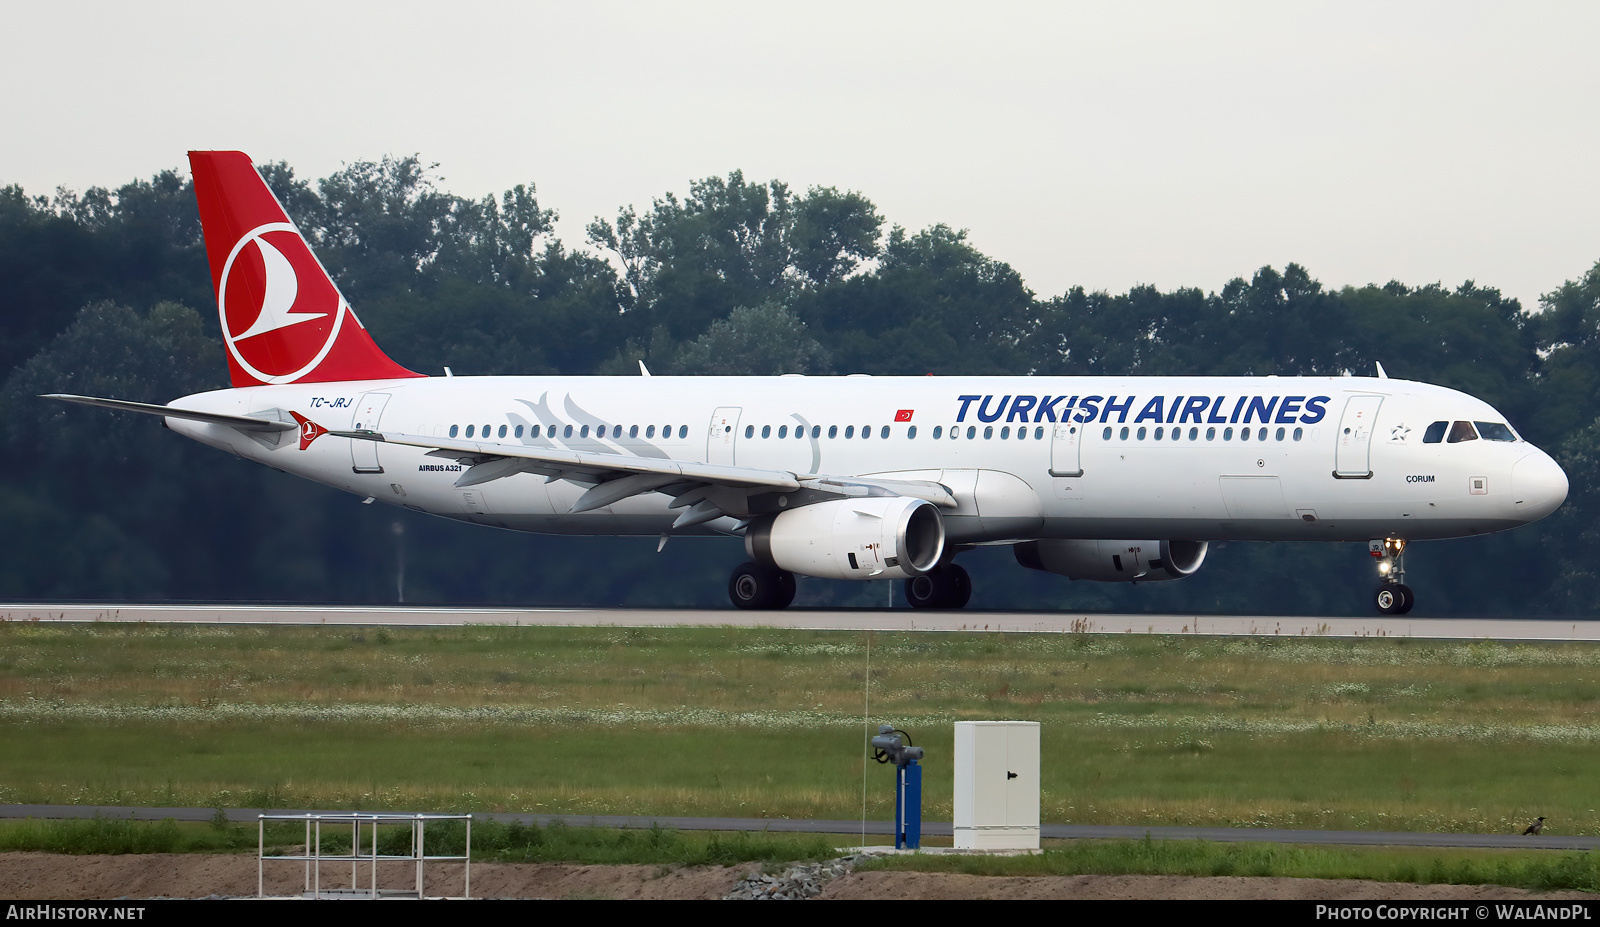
[671,303,831,375]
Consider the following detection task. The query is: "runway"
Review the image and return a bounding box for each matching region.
[8,804,1596,852]
[3,603,1598,641]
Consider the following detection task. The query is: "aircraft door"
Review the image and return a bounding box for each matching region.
[1334,395,1383,479]
[1049,422,1083,477]
[351,392,391,474]
[708,407,741,465]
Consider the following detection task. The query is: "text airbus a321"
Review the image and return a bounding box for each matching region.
[46,151,1570,614]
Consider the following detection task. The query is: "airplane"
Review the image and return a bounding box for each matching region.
[45,151,1570,615]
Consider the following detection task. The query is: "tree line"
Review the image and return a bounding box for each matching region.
[2,157,1597,614]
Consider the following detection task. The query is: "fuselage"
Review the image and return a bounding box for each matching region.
[164,373,1568,545]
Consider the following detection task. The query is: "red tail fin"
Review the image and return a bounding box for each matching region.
[189,150,423,387]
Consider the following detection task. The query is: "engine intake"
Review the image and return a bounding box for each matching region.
[747,496,945,581]
[1014,539,1207,582]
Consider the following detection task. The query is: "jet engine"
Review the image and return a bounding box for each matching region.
[1013,539,1207,582]
[746,496,945,581]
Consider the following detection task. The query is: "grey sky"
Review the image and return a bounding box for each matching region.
[5,1,1596,311]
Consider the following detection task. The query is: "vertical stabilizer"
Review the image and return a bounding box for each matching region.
[189,150,423,387]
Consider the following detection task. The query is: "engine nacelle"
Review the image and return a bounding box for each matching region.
[1014,539,1208,582]
[746,496,945,581]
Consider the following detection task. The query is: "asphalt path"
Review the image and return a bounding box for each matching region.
[4,804,1593,852]
[3,603,1599,641]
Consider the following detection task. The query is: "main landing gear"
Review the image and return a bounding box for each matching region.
[728,561,796,610]
[1370,537,1414,615]
[904,563,972,610]
[726,561,974,610]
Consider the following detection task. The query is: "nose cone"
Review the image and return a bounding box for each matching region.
[1511,451,1568,524]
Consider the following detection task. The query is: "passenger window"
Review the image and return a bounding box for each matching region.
[496,424,505,438]
[1103,427,1113,440]
[679,425,688,439]
[778,425,787,438]
[1475,422,1516,442]
[881,425,890,439]
[580,425,590,438]
[1001,426,1011,439]
[1189,427,1199,440]
[1275,427,1284,441]
[762,425,771,438]
[1240,427,1249,441]
[908,425,917,439]
[1206,427,1216,441]
[811,425,821,438]
[1447,421,1478,443]
[465,425,475,438]
[845,425,855,438]
[1258,427,1268,441]
[1422,421,1448,443]
[532,424,542,438]
[645,425,655,438]
[1223,427,1233,440]
[564,425,574,438]
[1035,426,1044,440]
[933,426,943,439]
[745,425,754,438]
[862,425,871,439]
[1293,427,1303,441]
[629,425,638,438]
[1136,427,1146,440]
[966,426,976,439]
[1154,427,1163,440]
[984,426,994,439]
[449,425,459,438]
[515,425,524,438]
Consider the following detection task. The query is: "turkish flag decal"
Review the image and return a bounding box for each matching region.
[895,410,914,422]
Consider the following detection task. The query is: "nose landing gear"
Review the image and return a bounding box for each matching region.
[1370,537,1414,614]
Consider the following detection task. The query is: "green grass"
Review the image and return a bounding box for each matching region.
[0,815,837,867]
[3,623,1600,834]
[863,838,1600,893]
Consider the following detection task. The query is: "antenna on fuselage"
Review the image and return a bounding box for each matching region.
[1375,361,1388,379]
[639,360,652,376]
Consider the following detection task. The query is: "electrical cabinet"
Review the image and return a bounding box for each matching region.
[953,721,1040,849]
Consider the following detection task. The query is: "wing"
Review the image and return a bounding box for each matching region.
[333,428,956,530]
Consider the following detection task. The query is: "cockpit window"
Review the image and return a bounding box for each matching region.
[1474,421,1517,442]
[1447,421,1478,443]
[1422,421,1448,444]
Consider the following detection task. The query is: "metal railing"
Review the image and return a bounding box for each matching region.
[258,812,471,899]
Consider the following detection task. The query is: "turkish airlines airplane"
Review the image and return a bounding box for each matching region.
[47,151,1570,614]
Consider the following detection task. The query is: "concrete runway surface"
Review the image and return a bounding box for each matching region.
[2,603,1597,641]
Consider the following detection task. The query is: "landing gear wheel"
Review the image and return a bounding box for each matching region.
[1393,583,1414,615]
[1376,585,1406,614]
[775,570,797,609]
[728,562,794,610]
[947,564,972,609]
[904,564,973,609]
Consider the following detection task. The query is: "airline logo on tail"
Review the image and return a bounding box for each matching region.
[289,411,327,450]
[190,151,423,388]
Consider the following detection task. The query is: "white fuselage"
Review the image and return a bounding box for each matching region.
[164,374,1567,545]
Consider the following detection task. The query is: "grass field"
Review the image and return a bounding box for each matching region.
[2,622,1598,835]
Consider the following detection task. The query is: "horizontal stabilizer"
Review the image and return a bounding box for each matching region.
[41,394,297,432]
